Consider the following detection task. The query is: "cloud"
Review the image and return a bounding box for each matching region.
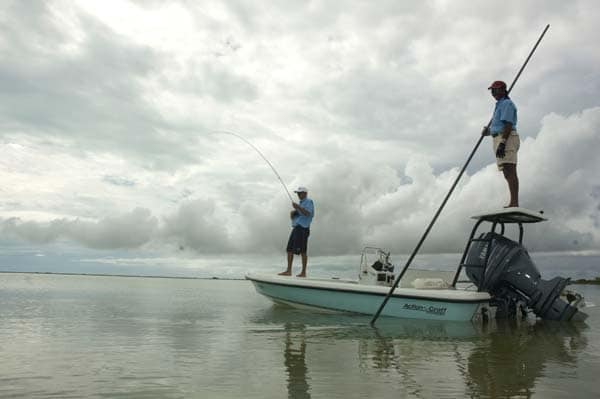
[0,2,196,168]
[2,106,599,256]
[0,1,599,262]
[0,208,157,249]
[160,199,231,253]
[103,175,136,187]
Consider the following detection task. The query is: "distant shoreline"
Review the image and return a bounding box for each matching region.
[0,270,245,281]
[2,270,599,284]
[570,277,600,285]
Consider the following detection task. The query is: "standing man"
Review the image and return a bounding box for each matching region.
[279,186,314,278]
[482,80,520,207]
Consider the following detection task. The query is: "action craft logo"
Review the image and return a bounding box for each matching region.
[403,303,447,316]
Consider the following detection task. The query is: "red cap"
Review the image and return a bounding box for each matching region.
[488,80,507,90]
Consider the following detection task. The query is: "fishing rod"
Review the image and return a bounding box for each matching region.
[370,24,550,326]
[213,130,295,202]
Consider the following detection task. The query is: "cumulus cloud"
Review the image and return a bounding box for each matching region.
[2,106,599,256]
[160,199,231,253]
[1,208,157,249]
[1,1,599,261]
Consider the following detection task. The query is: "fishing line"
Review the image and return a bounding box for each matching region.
[212,130,294,202]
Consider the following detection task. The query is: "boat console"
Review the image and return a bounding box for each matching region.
[358,247,395,286]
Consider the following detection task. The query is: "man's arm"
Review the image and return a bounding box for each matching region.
[499,100,516,141]
[292,202,311,216]
[500,122,513,142]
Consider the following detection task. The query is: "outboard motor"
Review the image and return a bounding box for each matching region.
[464,232,583,321]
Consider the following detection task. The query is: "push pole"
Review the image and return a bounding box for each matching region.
[370,24,550,326]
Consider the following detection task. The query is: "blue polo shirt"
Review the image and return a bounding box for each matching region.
[292,198,314,228]
[490,96,517,135]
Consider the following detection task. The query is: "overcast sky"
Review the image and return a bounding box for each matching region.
[1,0,599,260]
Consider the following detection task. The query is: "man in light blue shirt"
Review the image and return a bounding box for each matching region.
[279,186,314,278]
[482,80,520,207]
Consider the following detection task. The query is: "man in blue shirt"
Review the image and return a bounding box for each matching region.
[279,186,314,278]
[482,80,520,207]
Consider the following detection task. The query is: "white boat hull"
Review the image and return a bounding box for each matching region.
[246,273,491,322]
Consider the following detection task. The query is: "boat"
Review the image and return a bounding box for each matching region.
[246,208,587,322]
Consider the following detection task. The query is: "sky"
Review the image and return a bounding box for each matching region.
[1,0,600,268]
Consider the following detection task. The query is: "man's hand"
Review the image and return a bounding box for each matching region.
[292,202,307,216]
[291,202,300,219]
[496,142,506,158]
[481,126,490,136]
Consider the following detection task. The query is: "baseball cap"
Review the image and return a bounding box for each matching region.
[488,80,507,90]
[294,186,308,193]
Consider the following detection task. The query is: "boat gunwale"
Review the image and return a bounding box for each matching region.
[246,273,490,304]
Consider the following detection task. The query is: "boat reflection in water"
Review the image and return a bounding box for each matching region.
[466,320,588,398]
[250,306,589,398]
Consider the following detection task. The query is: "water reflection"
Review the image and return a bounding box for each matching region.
[250,306,479,339]
[283,323,310,399]
[466,320,588,398]
[251,305,589,398]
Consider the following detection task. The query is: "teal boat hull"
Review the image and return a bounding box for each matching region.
[247,273,490,322]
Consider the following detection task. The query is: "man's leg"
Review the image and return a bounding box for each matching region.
[297,253,307,278]
[502,164,519,207]
[279,251,294,275]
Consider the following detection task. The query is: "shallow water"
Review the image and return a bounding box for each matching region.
[1,273,599,398]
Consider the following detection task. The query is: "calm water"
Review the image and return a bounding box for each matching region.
[1,273,599,398]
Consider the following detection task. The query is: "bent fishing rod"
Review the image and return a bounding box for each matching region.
[213,130,295,203]
[370,24,550,326]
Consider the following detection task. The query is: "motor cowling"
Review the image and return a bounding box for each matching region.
[464,232,580,321]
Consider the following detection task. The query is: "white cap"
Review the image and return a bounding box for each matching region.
[294,186,308,193]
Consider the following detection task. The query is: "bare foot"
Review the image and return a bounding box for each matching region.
[503,204,519,208]
[296,273,306,278]
[278,271,291,276]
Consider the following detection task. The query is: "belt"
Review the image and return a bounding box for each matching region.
[492,130,517,137]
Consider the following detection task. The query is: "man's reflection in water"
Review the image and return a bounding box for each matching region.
[284,323,310,399]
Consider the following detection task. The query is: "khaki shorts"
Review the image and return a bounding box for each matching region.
[493,132,520,170]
